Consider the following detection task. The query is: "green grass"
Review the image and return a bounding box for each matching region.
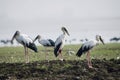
[0,43,120,63]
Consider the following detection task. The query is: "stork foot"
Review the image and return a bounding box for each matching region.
[25,62,29,64]
[88,65,93,69]
[47,60,49,63]
[59,59,65,61]
[59,59,63,61]
[26,61,29,64]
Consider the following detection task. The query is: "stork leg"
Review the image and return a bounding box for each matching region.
[24,46,27,63]
[26,48,29,63]
[59,49,63,61]
[86,51,93,68]
[44,47,47,60]
[45,47,48,61]
[24,46,29,63]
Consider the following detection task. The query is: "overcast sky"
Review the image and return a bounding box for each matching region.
[0,0,120,43]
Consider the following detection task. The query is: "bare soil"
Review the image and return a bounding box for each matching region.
[0,59,120,80]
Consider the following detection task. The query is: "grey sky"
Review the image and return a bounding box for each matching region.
[0,0,120,43]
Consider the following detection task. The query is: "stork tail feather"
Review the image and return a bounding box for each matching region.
[26,42,38,52]
[76,47,83,57]
[48,39,55,46]
[54,48,59,57]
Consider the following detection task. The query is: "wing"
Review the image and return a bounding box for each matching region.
[18,34,33,44]
[55,34,64,47]
[54,42,62,57]
[76,41,95,57]
[47,39,55,46]
[26,42,38,52]
[16,34,38,52]
[54,34,65,57]
[39,39,50,46]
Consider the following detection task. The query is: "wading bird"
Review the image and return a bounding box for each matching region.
[11,31,38,63]
[33,35,55,60]
[54,27,70,61]
[76,35,105,68]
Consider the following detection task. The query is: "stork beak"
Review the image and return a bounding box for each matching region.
[65,30,70,36]
[66,30,70,36]
[33,36,38,42]
[99,36,105,45]
[33,35,40,42]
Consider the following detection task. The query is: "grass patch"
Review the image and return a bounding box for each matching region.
[0,43,120,63]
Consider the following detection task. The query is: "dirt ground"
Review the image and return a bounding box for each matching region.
[0,59,120,80]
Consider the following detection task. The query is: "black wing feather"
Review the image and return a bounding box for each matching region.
[76,44,93,57]
[54,42,62,57]
[48,39,55,46]
[26,42,38,52]
[76,45,84,57]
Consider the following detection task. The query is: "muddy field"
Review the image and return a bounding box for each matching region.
[0,59,120,80]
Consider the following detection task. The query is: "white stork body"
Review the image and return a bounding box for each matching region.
[33,35,55,60]
[11,31,38,63]
[38,39,55,47]
[76,35,104,68]
[33,35,55,47]
[15,34,33,45]
[54,27,70,61]
[55,34,65,49]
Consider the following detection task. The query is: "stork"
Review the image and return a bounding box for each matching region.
[76,35,105,68]
[54,27,70,61]
[33,35,55,60]
[11,31,38,63]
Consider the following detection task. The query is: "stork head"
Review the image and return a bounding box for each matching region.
[33,35,41,42]
[11,31,20,44]
[61,27,70,36]
[96,35,105,45]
